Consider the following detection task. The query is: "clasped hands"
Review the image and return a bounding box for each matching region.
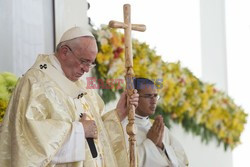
[146,115,164,149]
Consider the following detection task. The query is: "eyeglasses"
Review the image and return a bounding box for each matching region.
[63,45,96,69]
[139,94,160,100]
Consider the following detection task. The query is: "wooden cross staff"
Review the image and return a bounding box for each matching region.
[109,4,146,167]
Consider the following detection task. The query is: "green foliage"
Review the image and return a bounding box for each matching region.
[0,72,18,122]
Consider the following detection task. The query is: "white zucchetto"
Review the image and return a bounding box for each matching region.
[59,27,94,43]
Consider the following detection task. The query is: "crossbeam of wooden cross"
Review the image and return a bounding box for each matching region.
[109,4,146,167]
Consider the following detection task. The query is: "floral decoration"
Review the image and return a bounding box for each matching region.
[93,25,247,149]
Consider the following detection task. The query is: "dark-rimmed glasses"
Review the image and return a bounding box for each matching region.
[63,45,96,69]
[139,94,160,100]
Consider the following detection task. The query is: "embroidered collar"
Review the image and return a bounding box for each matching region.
[32,54,87,99]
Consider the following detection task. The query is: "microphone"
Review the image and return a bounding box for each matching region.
[86,138,98,158]
[80,113,98,158]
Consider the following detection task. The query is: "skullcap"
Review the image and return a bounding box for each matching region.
[59,27,94,43]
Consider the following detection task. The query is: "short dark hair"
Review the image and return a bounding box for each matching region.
[133,77,155,91]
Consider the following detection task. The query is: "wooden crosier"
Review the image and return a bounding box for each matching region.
[108,4,146,167]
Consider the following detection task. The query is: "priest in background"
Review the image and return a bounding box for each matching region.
[121,78,189,167]
[0,27,139,167]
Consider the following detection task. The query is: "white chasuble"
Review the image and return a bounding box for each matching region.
[0,54,118,167]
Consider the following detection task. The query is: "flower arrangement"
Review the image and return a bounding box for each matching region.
[0,72,18,122]
[93,25,247,149]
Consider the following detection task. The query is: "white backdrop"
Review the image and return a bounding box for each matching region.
[226,1,250,167]
[54,0,88,46]
[0,0,54,76]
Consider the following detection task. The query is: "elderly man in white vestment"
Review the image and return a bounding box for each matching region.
[121,78,189,167]
[0,27,139,167]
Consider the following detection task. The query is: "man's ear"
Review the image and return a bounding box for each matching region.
[58,46,68,59]
[60,45,68,54]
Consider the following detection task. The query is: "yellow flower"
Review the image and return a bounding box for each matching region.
[93,26,248,149]
[96,53,105,64]
[101,44,112,53]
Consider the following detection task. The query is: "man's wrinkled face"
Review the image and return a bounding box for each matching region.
[136,84,158,117]
[60,37,97,81]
